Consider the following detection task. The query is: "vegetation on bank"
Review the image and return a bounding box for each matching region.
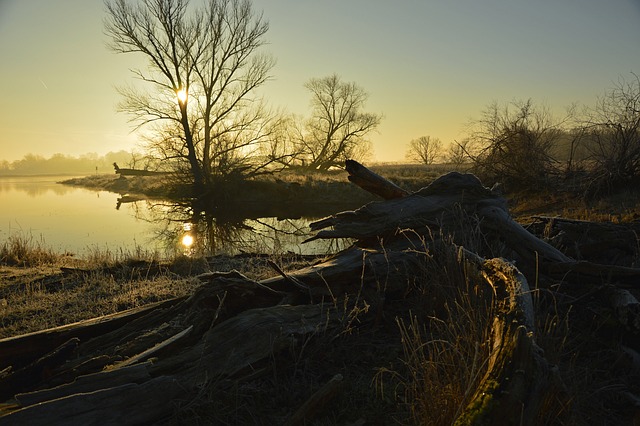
[0,151,132,177]
[0,233,316,339]
[100,0,640,203]
[59,160,640,227]
[3,171,640,424]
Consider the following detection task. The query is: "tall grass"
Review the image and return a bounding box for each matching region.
[0,233,59,267]
[374,238,495,425]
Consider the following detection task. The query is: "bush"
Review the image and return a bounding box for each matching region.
[583,73,640,197]
[467,99,564,191]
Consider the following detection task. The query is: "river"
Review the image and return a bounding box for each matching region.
[0,175,344,257]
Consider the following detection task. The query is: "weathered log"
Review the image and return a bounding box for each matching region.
[4,161,640,424]
[308,171,570,268]
[262,245,425,299]
[545,261,640,287]
[1,376,184,426]
[528,216,640,265]
[0,298,182,373]
[114,325,193,369]
[14,361,153,407]
[0,301,340,423]
[0,338,80,402]
[455,258,551,426]
[345,159,410,200]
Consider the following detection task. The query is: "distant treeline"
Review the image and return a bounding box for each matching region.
[0,151,133,176]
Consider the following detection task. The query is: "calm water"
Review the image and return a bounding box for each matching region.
[0,176,343,257]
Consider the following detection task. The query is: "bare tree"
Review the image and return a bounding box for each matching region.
[260,114,305,169]
[406,136,442,165]
[445,139,472,168]
[466,99,566,190]
[582,73,640,196]
[294,74,382,171]
[105,0,276,195]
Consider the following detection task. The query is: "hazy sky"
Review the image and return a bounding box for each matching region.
[1,0,639,163]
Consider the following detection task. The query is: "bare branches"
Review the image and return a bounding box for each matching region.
[296,74,382,171]
[466,99,567,190]
[105,0,275,192]
[582,73,640,196]
[406,136,442,165]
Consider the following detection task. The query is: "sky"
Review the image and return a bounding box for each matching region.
[1,0,639,163]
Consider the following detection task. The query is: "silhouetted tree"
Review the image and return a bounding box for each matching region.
[446,139,472,168]
[466,99,565,190]
[293,74,382,171]
[582,73,640,196]
[105,0,278,195]
[406,136,442,165]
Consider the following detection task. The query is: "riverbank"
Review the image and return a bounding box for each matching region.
[0,166,637,424]
[0,237,317,338]
[59,165,640,225]
[4,167,640,424]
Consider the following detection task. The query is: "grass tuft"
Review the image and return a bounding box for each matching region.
[374,239,494,425]
[0,233,60,267]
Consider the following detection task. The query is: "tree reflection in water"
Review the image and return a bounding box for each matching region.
[125,198,349,257]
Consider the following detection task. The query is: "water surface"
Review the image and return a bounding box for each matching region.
[0,176,342,257]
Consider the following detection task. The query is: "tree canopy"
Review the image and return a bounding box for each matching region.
[105,0,277,194]
[406,136,442,165]
[295,74,381,171]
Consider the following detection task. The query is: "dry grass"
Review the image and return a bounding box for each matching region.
[369,237,495,425]
[7,168,640,423]
[0,236,310,339]
[0,239,197,338]
[0,233,60,267]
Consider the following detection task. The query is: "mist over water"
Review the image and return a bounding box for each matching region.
[0,176,342,257]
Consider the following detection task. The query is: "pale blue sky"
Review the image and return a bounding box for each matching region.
[1,0,639,162]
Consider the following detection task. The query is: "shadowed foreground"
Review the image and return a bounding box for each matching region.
[1,161,640,424]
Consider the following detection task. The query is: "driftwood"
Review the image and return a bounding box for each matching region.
[344,159,410,200]
[1,160,640,424]
[113,162,168,176]
[527,215,640,266]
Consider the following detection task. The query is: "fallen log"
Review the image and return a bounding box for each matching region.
[308,170,570,268]
[14,361,153,407]
[455,258,551,426]
[0,298,182,373]
[345,159,410,200]
[528,216,640,265]
[2,161,640,424]
[113,162,168,176]
[0,302,340,424]
[2,376,184,426]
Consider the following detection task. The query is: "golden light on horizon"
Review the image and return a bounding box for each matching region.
[176,88,187,103]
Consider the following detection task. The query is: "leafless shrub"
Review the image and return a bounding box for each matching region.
[582,73,640,198]
[465,99,569,190]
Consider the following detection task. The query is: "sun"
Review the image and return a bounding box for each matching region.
[176,88,188,103]
[181,234,194,248]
